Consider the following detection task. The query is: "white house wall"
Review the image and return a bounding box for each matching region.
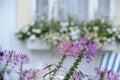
[0,0,120,79]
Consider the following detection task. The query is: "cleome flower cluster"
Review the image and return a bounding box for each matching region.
[58,37,97,63]
[0,38,119,80]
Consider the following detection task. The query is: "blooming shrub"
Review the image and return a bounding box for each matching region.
[58,39,79,57]
[81,17,117,48]
[0,50,30,80]
[1,38,118,80]
[16,16,120,49]
[42,37,97,80]
[94,67,118,80]
[21,68,44,80]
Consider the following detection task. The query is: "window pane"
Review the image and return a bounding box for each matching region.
[36,0,48,20]
[98,0,110,17]
[58,0,88,21]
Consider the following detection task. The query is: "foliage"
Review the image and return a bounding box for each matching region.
[16,16,120,49]
[81,17,117,48]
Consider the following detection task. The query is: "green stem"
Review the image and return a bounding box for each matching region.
[0,53,13,76]
[19,60,23,80]
[63,54,83,80]
[99,77,103,80]
[0,76,3,80]
[50,55,66,80]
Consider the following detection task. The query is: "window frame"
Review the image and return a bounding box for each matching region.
[30,0,115,22]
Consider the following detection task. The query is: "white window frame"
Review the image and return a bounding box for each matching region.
[30,0,115,22]
[30,0,58,22]
[88,0,99,20]
[88,0,115,20]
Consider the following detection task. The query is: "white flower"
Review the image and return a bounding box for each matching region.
[117,35,120,39]
[103,37,107,40]
[106,28,113,34]
[27,32,31,35]
[69,27,80,40]
[69,31,79,40]
[94,32,98,37]
[60,22,68,27]
[111,37,115,41]
[29,35,36,41]
[60,26,68,32]
[32,29,41,34]
[94,38,100,43]
[93,26,99,31]
[107,38,112,42]
[112,27,117,32]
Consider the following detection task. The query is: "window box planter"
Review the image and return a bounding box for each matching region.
[26,38,51,50]
[100,42,116,51]
[115,41,120,52]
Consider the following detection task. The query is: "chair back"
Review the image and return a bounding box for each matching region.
[99,52,120,73]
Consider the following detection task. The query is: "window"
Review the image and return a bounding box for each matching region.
[98,0,110,17]
[35,0,89,21]
[35,0,114,21]
[57,0,89,21]
[36,0,48,20]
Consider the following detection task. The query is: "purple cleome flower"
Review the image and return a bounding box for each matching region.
[70,71,83,80]
[74,37,97,63]
[0,50,29,68]
[58,40,79,57]
[94,67,118,80]
[13,53,29,65]
[58,37,97,62]
[21,68,44,80]
[0,50,15,63]
[0,51,4,56]
[0,51,4,60]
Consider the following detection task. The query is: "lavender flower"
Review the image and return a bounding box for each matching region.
[0,51,4,60]
[21,68,44,80]
[63,37,97,80]
[13,53,29,65]
[0,50,16,78]
[58,40,79,57]
[74,37,97,63]
[94,67,118,80]
[0,50,30,80]
[70,71,83,80]
[16,54,30,80]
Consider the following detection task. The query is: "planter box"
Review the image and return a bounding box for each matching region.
[101,42,116,51]
[115,42,120,52]
[26,38,51,50]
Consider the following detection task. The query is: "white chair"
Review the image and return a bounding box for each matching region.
[99,52,120,73]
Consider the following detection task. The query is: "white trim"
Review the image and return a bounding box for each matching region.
[88,0,99,20]
[0,0,17,49]
[30,0,37,24]
[30,0,58,21]
[109,0,115,20]
[48,0,58,20]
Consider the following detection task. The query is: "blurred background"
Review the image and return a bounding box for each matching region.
[0,0,120,78]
